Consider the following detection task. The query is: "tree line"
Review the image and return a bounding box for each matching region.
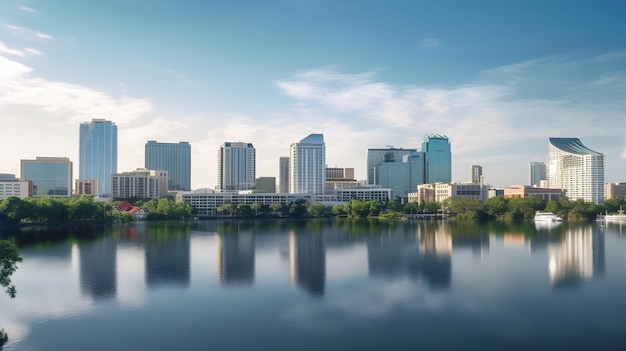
[0,196,193,226]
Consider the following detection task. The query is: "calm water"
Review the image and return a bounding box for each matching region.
[1,219,625,350]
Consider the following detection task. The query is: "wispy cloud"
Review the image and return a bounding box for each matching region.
[422,37,441,47]
[0,42,25,57]
[18,5,38,13]
[6,24,26,31]
[35,31,53,39]
[24,48,44,56]
[6,24,53,40]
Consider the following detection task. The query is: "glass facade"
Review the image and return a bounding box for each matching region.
[21,157,72,197]
[145,141,191,191]
[79,119,117,197]
[529,162,546,187]
[366,148,416,185]
[422,134,451,183]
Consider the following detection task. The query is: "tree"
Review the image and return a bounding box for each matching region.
[0,240,22,298]
[332,204,345,216]
[269,203,284,217]
[250,203,262,216]
[307,202,327,217]
[386,199,403,212]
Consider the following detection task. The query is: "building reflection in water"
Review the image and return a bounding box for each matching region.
[548,225,605,288]
[217,232,255,286]
[367,222,452,291]
[144,228,191,288]
[78,236,117,299]
[289,230,325,297]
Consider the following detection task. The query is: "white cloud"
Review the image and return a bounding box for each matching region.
[35,31,53,39]
[0,42,25,57]
[24,47,44,55]
[6,24,26,31]
[18,5,38,13]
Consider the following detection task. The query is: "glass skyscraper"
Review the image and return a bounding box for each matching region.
[145,141,191,191]
[422,134,451,183]
[79,119,117,197]
[20,157,73,197]
[366,148,416,185]
[289,134,325,196]
[547,137,604,203]
[217,142,256,191]
[529,162,546,187]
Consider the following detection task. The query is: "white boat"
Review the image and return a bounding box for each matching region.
[602,207,626,222]
[534,211,563,222]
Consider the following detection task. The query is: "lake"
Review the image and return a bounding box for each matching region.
[1,219,625,350]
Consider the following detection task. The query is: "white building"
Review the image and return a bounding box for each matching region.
[183,191,314,216]
[0,174,31,199]
[411,182,490,203]
[547,138,604,203]
[217,142,256,191]
[111,168,168,199]
[289,134,325,196]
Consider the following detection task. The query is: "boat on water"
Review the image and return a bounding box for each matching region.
[534,211,563,222]
[600,206,626,222]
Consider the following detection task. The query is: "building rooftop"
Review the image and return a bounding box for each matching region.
[549,137,603,156]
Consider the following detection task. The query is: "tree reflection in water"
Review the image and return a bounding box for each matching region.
[1,239,22,348]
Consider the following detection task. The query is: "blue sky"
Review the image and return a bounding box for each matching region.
[1,0,625,189]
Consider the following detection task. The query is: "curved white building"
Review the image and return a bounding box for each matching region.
[547,138,604,203]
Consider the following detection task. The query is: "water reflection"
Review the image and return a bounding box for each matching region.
[217,232,255,286]
[78,236,117,299]
[289,230,325,297]
[548,225,605,288]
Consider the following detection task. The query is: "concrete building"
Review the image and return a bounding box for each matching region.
[79,119,117,197]
[503,185,566,201]
[145,141,191,191]
[20,157,73,197]
[75,179,98,196]
[217,142,256,191]
[182,191,314,216]
[530,162,546,187]
[0,173,32,199]
[547,138,604,203]
[471,165,483,184]
[279,156,290,193]
[334,188,391,203]
[411,182,489,203]
[290,134,325,196]
[111,168,168,199]
[325,167,359,194]
[253,177,276,193]
[422,134,451,183]
[605,182,626,200]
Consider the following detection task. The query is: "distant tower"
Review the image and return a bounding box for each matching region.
[279,156,290,193]
[145,141,191,191]
[422,134,451,183]
[529,162,546,187]
[79,119,117,197]
[289,134,325,195]
[471,165,483,184]
[217,142,256,191]
[547,138,604,203]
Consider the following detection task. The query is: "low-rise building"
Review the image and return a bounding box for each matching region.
[20,157,73,197]
[605,182,626,201]
[75,179,98,196]
[411,182,490,203]
[503,185,566,201]
[0,173,32,199]
[182,191,314,216]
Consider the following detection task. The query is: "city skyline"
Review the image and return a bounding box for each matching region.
[1,1,626,189]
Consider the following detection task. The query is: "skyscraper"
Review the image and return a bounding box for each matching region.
[422,134,451,183]
[20,157,73,197]
[279,156,290,193]
[547,137,604,203]
[289,134,325,195]
[366,147,416,185]
[145,141,191,191]
[79,119,117,197]
[217,142,256,191]
[471,165,483,184]
[529,162,546,187]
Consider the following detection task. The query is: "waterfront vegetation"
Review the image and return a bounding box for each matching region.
[2,195,625,227]
[0,239,22,348]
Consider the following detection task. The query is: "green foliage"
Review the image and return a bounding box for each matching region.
[307,202,328,217]
[269,203,285,217]
[0,240,23,298]
[385,199,403,212]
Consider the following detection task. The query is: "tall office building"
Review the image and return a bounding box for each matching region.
[375,152,425,201]
[471,165,483,184]
[422,134,451,183]
[366,148,416,185]
[20,157,73,197]
[79,119,117,197]
[547,137,604,203]
[289,134,325,195]
[145,141,191,191]
[279,156,290,193]
[217,142,256,191]
[529,162,546,187]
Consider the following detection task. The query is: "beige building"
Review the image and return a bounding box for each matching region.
[253,177,276,193]
[75,179,98,196]
[503,185,566,201]
[605,182,626,200]
[111,168,168,199]
[410,182,490,203]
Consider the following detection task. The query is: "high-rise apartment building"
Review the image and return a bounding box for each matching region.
[471,165,483,184]
[289,134,325,195]
[422,134,451,183]
[217,142,256,191]
[530,162,546,187]
[79,119,117,197]
[547,137,604,203]
[366,148,416,185]
[111,168,168,199]
[20,157,73,197]
[279,156,289,193]
[145,141,191,191]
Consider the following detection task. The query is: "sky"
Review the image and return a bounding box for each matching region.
[1,0,625,189]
